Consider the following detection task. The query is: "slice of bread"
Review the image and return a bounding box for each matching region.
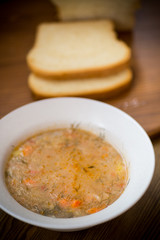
[27,20,131,79]
[28,68,132,98]
[52,0,139,31]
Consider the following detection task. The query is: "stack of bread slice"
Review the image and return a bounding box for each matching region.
[27,20,132,98]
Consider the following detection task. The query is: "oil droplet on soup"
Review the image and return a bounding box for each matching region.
[5,128,128,218]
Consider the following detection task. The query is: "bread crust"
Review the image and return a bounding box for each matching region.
[26,20,131,79]
[28,68,132,98]
[27,54,130,80]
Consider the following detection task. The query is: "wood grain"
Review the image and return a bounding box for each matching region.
[107,4,160,136]
[0,0,160,239]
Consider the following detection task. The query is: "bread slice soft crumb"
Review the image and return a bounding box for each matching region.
[28,68,132,98]
[27,20,131,78]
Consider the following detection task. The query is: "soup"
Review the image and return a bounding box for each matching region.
[5,127,128,218]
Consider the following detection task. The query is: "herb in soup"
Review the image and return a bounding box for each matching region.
[5,128,128,218]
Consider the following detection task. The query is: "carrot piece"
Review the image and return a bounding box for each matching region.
[87,204,106,214]
[23,178,35,185]
[111,172,116,177]
[117,183,125,188]
[58,198,82,208]
[29,170,38,176]
[87,207,100,214]
[22,145,33,156]
[58,198,69,208]
[101,153,108,158]
[71,199,82,208]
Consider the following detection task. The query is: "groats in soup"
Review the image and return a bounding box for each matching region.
[5,127,128,218]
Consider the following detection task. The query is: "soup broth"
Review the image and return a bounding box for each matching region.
[5,127,128,218]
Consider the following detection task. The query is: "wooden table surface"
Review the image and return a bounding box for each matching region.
[0,0,160,239]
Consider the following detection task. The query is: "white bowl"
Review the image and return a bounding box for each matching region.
[0,97,155,231]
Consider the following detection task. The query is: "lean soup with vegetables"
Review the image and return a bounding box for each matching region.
[5,127,128,218]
